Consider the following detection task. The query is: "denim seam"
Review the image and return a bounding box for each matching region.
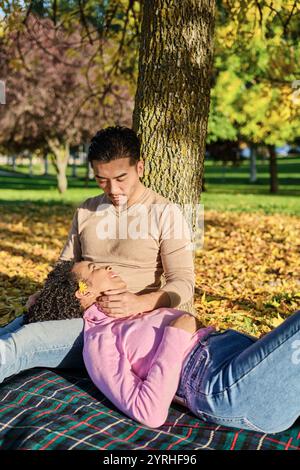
[182,345,209,385]
[196,411,245,422]
[26,344,78,354]
[184,348,210,408]
[193,324,300,398]
[196,411,267,433]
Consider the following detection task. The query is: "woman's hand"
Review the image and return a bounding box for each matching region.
[25,291,41,309]
[169,314,198,334]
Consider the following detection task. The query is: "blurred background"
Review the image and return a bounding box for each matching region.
[0,1,299,335]
[0,0,299,211]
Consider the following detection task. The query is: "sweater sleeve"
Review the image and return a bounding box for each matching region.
[159,204,195,308]
[83,325,192,428]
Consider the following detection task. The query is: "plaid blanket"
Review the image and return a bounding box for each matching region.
[0,368,299,450]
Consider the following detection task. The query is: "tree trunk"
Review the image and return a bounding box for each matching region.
[221,163,226,183]
[57,160,68,193]
[44,154,49,176]
[268,144,278,193]
[249,145,257,183]
[47,138,69,193]
[11,154,16,170]
[29,154,33,177]
[132,0,216,315]
[72,152,77,177]
[85,143,94,187]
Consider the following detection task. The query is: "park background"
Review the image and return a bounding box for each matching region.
[0,0,299,338]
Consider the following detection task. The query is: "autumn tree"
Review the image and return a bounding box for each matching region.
[132,0,216,312]
[207,0,300,193]
[0,13,133,192]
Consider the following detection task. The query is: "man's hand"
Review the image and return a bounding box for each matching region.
[169,314,197,334]
[96,289,146,318]
[25,291,41,309]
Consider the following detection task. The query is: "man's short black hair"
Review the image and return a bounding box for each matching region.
[88,126,140,165]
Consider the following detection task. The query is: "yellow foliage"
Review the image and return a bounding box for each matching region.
[0,206,299,339]
[193,210,300,336]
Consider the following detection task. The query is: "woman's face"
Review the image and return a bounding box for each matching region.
[72,261,127,296]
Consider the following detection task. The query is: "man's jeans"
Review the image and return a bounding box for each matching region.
[0,316,85,383]
[176,309,300,434]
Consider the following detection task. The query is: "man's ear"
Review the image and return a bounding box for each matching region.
[137,160,144,177]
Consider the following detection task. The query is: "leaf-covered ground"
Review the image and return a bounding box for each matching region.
[0,204,299,337]
[195,211,300,336]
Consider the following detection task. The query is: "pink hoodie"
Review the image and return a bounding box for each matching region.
[83,304,215,428]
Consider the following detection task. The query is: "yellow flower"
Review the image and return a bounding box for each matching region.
[78,280,88,294]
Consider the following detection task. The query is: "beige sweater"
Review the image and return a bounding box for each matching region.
[60,187,195,309]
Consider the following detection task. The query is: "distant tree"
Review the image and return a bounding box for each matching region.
[0,13,133,192]
[207,0,300,193]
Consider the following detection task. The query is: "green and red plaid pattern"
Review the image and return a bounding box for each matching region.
[0,368,299,450]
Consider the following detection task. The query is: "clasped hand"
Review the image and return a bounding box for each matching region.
[96,285,144,318]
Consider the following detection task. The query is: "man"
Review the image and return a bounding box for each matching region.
[0,126,194,384]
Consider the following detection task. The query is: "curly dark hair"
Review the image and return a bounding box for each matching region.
[25,260,83,323]
[88,126,140,165]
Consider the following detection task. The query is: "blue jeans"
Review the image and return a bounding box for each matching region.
[0,315,85,383]
[177,309,300,434]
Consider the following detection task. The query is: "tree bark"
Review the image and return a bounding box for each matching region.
[29,154,33,177]
[249,145,257,183]
[85,143,94,187]
[71,152,77,178]
[133,0,216,315]
[44,154,49,176]
[11,154,16,171]
[268,144,278,193]
[47,138,69,193]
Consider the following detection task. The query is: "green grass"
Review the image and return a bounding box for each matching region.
[204,155,300,194]
[201,155,300,215]
[0,156,299,215]
[0,163,99,205]
[200,192,300,215]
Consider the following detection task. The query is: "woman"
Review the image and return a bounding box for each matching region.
[13,261,300,432]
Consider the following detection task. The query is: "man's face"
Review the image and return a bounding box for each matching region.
[92,157,144,206]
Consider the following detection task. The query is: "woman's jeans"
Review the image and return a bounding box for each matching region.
[177,309,300,434]
[0,316,85,383]
[1,311,300,434]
